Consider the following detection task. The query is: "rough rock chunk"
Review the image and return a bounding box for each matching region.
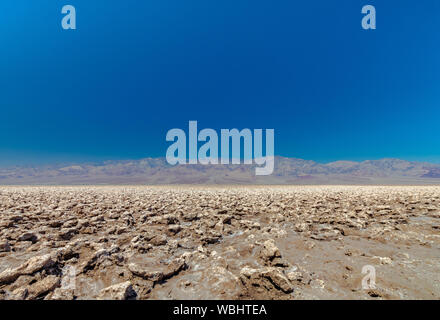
[81,248,115,273]
[149,235,167,246]
[0,254,55,285]
[167,224,182,235]
[259,239,289,267]
[18,232,38,243]
[260,268,294,293]
[10,287,29,300]
[260,240,281,260]
[26,275,61,300]
[0,240,11,252]
[128,258,187,283]
[163,258,187,279]
[97,281,137,300]
[58,228,78,241]
[310,229,341,241]
[240,266,294,298]
[45,287,75,300]
[128,263,164,282]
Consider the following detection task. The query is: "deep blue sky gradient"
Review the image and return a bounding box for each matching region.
[1,0,439,165]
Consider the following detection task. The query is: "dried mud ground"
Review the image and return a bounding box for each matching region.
[0,186,439,300]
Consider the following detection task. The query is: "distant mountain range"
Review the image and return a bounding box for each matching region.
[1,157,440,185]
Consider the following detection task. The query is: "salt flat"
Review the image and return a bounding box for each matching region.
[0,186,439,299]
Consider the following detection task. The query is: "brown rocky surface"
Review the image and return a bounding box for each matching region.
[0,185,439,300]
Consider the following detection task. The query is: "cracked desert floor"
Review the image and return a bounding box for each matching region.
[0,186,439,300]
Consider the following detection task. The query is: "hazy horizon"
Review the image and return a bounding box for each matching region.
[2,154,440,169]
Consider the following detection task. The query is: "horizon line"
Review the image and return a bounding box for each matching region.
[2,155,440,169]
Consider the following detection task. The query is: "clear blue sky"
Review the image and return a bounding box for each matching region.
[1,0,439,166]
